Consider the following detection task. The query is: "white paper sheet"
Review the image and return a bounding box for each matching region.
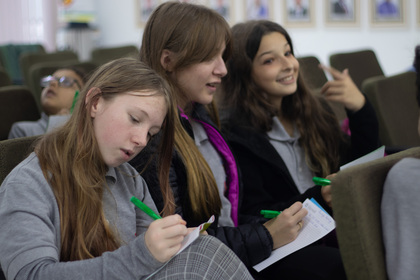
[253,199,335,272]
[175,215,215,256]
[340,145,385,170]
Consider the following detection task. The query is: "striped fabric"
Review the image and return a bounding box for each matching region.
[147,235,253,279]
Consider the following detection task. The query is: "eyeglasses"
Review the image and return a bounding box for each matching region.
[40,75,81,89]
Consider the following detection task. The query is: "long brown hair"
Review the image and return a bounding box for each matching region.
[219,20,344,177]
[139,1,232,221]
[35,57,175,261]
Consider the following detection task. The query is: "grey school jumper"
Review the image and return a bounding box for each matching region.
[0,153,253,280]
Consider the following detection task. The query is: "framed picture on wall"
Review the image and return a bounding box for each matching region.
[137,0,159,26]
[370,0,405,26]
[244,0,272,20]
[208,0,234,23]
[325,0,359,27]
[417,0,420,27]
[284,0,315,28]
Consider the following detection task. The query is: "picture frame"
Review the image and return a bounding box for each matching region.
[370,0,405,27]
[244,0,273,21]
[325,0,359,27]
[137,0,160,26]
[284,0,315,28]
[417,0,420,27]
[207,0,234,23]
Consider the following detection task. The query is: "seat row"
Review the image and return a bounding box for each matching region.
[1,48,418,149]
[0,43,138,86]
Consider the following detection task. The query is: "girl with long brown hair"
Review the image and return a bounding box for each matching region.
[218,19,379,226]
[0,57,252,280]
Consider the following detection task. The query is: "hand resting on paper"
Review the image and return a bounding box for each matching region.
[321,173,336,208]
[144,214,188,262]
[263,202,308,249]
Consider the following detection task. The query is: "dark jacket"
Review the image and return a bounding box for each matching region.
[130,103,273,267]
[224,100,380,217]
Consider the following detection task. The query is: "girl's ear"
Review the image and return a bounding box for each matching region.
[160,49,175,72]
[85,87,101,118]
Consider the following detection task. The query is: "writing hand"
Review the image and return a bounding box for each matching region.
[264,201,308,249]
[144,214,188,262]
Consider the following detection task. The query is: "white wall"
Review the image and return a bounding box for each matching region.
[0,0,57,52]
[94,0,420,77]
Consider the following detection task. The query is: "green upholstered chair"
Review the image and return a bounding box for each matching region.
[297,56,347,123]
[0,68,12,87]
[331,147,420,280]
[362,71,420,149]
[0,135,39,184]
[0,86,40,140]
[90,45,138,66]
[329,49,385,91]
[297,55,328,91]
[0,44,45,85]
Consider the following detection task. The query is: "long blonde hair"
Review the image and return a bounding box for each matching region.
[35,58,175,261]
[140,1,232,221]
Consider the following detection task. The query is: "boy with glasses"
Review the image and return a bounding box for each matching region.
[8,66,87,139]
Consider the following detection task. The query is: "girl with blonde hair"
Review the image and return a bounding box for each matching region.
[0,57,252,280]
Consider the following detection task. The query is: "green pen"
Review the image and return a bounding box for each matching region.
[260,209,281,219]
[312,176,331,186]
[70,90,79,113]
[130,196,161,220]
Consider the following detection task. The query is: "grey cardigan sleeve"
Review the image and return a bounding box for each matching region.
[0,154,163,280]
[15,233,162,280]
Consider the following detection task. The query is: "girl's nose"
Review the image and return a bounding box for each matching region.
[132,131,149,147]
[214,56,228,77]
[48,79,59,87]
[280,57,294,71]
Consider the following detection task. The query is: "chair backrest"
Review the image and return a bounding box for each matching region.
[296,56,347,123]
[297,55,328,90]
[0,86,41,140]
[90,45,138,66]
[0,44,45,85]
[362,71,420,148]
[329,49,385,91]
[0,136,39,185]
[0,67,12,87]
[19,50,79,86]
[331,147,420,280]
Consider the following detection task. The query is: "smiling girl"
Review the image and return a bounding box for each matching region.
[219,19,379,227]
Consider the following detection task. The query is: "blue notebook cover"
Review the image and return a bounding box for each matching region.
[310,198,328,214]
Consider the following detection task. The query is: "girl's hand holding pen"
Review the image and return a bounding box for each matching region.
[145,214,188,263]
[317,174,336,208]
[263,202,308,249]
